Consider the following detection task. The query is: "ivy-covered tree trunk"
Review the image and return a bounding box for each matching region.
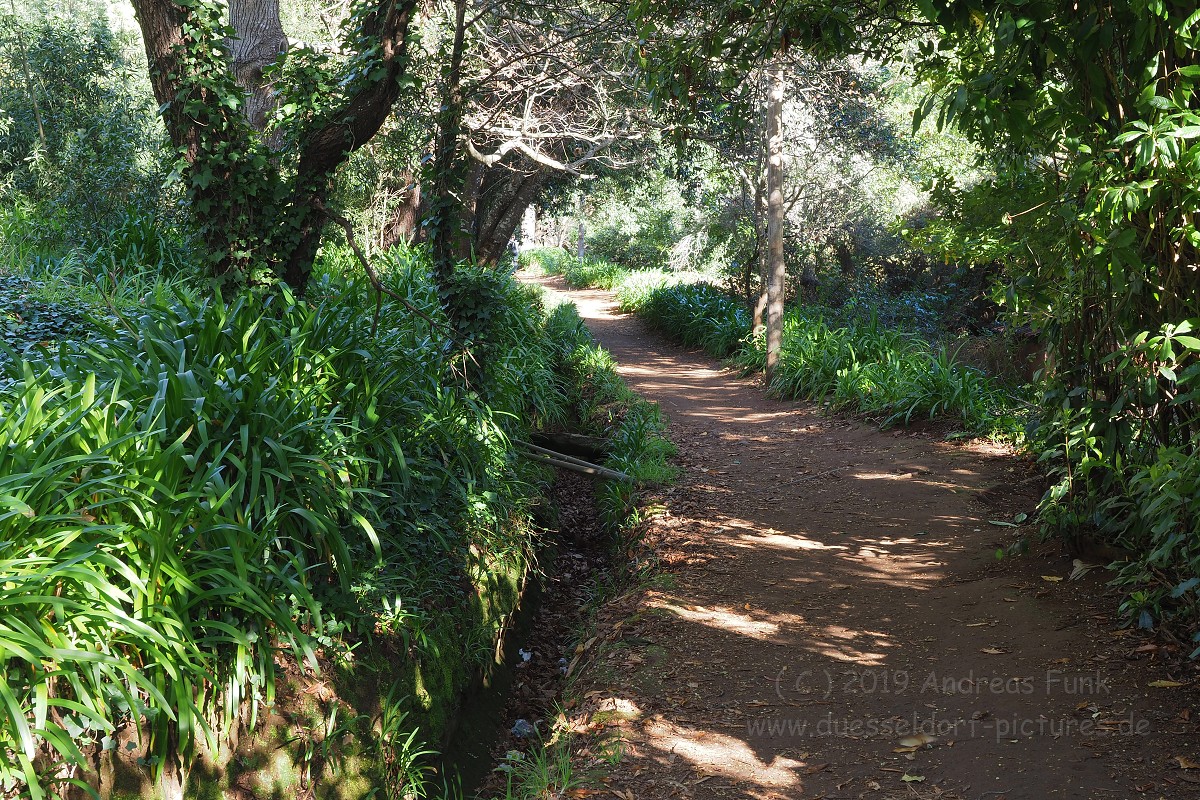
[129,0,418,292]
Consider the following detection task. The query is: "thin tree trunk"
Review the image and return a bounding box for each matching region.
[430,0,469,282]
[576,192,586,260]
[381,174,421,250]
[8,0,45,150]
[764,64,786,383]
[521,204,536,250]
[752,172,768,331]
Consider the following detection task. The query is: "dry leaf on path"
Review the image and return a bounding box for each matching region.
[1175,756,1200,770]
[1041,575,1063,582]
[901,773,925,783]
[898,733,937,748]
[981,647,1009,655]
[1149,680,1186,688]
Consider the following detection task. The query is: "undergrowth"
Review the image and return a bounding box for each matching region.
[528,250,1023,438]
[0,245,573,798]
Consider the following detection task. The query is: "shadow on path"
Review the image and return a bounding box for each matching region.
[526,273,1192,800]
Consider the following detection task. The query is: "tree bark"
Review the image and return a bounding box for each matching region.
[381,174,421,250]
[764,64,787,383]
[752,171,768,331]
[429,0,470,284]
[227,0,287,134]
[471,168,549,265]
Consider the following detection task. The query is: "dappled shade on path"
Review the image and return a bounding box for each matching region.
[523,273,1197,800]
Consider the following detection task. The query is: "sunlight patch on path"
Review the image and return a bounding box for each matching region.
[640,717,805,793]
[651,600,782,640]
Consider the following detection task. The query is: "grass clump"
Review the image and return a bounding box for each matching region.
[637,282,751,358]
[522,248,630,290]
[738,311,1022,435]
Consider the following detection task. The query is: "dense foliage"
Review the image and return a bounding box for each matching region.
[0,3,178,266]
[901,0,1200,636]
[0,245,661,796]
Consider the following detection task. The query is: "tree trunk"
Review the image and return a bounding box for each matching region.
[751,172,768,331]
[471,168,549,265]
[764,64,787,383]
[576,192,586,260]
[227,0,287,134]
[130,0,418,291]
[521,203,536,250]
[429,0,469,284]
[8,0,45,150]
[381,174,421,250]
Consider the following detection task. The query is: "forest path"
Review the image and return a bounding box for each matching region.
[523,272,1196,800]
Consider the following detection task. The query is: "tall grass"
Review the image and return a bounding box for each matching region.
[521,248,628,290]
[639,282,751,358]
[730,310,1020,434]
[0,246,566,797]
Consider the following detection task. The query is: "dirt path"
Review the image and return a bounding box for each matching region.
[525,274,1199,800]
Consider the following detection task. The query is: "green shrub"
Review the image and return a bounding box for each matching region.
[737,309,1021,435]
[639,283,752,358]
[0,248,565,796]
[612,269,675,313]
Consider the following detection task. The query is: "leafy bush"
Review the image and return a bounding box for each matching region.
[1034,320,1200,644]
[0,249,562,796]
[0,5,174,260]
[736,310,1020,435]
[637,283,752,358]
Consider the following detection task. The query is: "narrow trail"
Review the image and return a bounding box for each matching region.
[526,273,1198,800]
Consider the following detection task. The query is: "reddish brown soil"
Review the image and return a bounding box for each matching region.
[523,273,1200,800]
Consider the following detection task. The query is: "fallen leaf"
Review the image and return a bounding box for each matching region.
[1150,680,1186,688]
[901,773,925,783]
[988,519,1019,528]
[1041,575,1063,582]
[1014,512,1028,523]
[805,763,829,775]
[898,733,937,748]
[981,647,1009,655]
[830,583,852,590]
[1175,757,1200,770]
[1070,559,1100,580]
